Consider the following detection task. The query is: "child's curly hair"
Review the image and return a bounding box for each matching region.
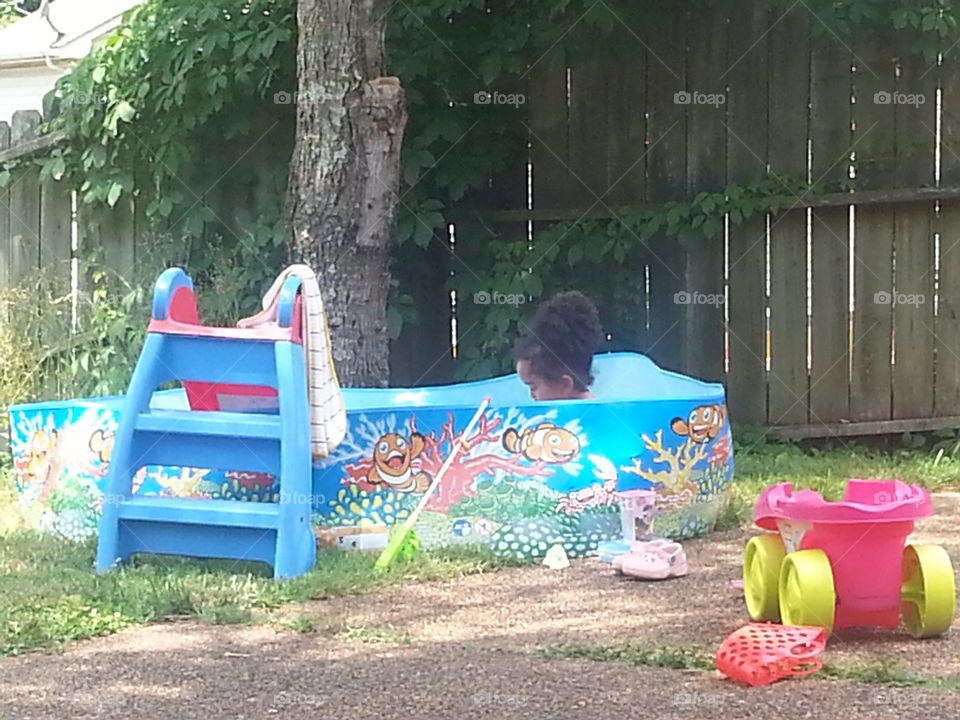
[514,291,602,391]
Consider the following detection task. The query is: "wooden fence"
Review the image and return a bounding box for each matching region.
[438,0,960,437]
[6,0,960,436]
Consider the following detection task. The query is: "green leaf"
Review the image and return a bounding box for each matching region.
[116,101,136,123]
[107,182,123,207]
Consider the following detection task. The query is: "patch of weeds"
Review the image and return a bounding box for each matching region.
[198,605,253,625]
[273,616,319,633]
[538,642,715,671]
[821,660,960,690]
[2,598,132,657]
[539,642,960,690]
[336,625,411,644]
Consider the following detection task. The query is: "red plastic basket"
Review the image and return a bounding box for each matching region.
[715,623,827,687]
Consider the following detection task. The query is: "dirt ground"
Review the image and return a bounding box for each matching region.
[2,494,959,720]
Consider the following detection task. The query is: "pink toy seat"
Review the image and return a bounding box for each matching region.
[754,479,931,531]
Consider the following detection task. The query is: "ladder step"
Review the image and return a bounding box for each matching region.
[135,409,283,439]
[117,495,281,529]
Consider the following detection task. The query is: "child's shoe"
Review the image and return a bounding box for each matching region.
[615,539,688,580]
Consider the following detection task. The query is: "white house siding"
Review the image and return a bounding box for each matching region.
[0,63,73,125]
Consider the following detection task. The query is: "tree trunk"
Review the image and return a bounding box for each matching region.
[287,0,407,387]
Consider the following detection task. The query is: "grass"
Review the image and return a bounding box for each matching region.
[336,625,412,644]
[3,430,960,656]
[539,642,960,690]
[0,527,522,656]
[715,427,960,530]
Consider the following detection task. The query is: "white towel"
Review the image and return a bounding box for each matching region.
[238,265,347,458]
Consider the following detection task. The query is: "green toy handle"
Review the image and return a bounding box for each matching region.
[374,396,491,570]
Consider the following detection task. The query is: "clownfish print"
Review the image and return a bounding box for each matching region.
[670,404,726,444]
[89,429,115,465]
[15,429,61,502]
[502,422,581,464]
[367,433,433,493]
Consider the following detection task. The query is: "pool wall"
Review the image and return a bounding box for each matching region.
[8,353,733,560]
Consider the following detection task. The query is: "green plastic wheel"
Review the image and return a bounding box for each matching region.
[744,534,786,621]
[779,549,836,632]
[901,544,956,638]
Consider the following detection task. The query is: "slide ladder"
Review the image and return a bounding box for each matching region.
[95,268,317,578]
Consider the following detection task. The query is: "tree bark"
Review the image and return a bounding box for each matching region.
[287,0,407,386]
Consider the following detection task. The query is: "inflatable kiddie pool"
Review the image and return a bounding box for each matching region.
[8,352,733,560]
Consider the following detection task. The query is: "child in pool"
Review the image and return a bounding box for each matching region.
[514,291,602,401]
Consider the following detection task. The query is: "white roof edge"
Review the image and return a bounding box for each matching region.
[0,0,141,63]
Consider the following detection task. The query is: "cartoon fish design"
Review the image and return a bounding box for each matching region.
[367,432,433,493]
[89,429,114,465]
[16,429,62,502]
[502,422,580,464]
[670,404,726,444]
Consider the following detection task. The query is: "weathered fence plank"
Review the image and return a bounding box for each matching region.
[810,208,851,423]
[678,2,726,383]
[724,0,770,424]
[850,205,894,421]
[644,11,687,372]
[808,39,852,424]
[768,210,809,425]
[528,63,572,210]
[39,179,71,281]
[890,49,937,419]
[604,51,649,353]
[605,51,646,206]
[8,112,42,287]
[765,5,810,425]
[891,204,934,418]
[569,61,609,200]
[941,50,960,185]
[935,202,960,415]
[851,36,897,190]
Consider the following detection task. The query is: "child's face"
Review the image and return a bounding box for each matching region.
[517,359,576,401]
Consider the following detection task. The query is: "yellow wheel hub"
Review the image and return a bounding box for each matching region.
[779,549,836,633]
[744,534,786,621]
[901,544,956,638]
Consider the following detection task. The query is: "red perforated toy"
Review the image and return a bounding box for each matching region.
[715,623,827,687]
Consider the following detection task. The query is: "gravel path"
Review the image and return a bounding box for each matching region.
[2,494,959,720]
